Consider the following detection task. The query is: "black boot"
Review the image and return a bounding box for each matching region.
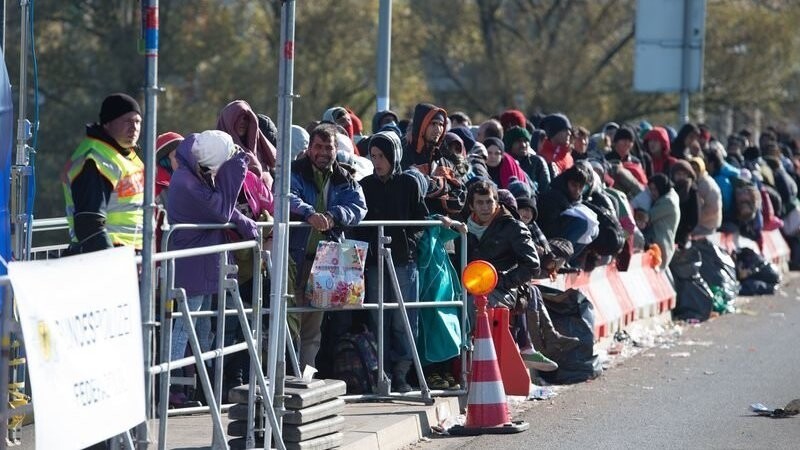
[391,360,413,393]
[538,300,581,353]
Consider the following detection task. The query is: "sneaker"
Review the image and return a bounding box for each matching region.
[426,373,449,390]
[522,351,559,372]
[443,373,460,390]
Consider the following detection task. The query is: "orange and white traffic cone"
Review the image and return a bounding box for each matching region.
[489,306,531,396]
[450,292,529,435]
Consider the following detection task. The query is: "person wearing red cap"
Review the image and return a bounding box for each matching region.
[154,132,184,252]
[499,109,527,132]
[155,132,183,203]
[62,93,144,254]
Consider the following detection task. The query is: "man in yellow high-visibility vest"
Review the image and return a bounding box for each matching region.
[62,93,144,254]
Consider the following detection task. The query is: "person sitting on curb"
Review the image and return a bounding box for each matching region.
[464,179,558,371]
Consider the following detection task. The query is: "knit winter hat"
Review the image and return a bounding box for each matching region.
[540,113,572,139]
[497,189,517,211]
[449,126,476,153]
[613,127,635,142]
[502,126,532,150]
[156,132,184,161]
[193,130,236,172]
[515,196,537,218]
[499,109,527,131]
[507,176,532,199]
[483,137,505,153]
[99,93,141,125]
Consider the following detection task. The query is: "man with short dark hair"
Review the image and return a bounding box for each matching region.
[605,127,647,185]
[536,164,595,263]
[62,93,144,254]
[449,111,472,129]
[465,180,558,371]
[289,123,367,369]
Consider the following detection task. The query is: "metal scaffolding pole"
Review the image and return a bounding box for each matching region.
[265,0,296,446]
[139,1,159,448]
[1,0,6,53]
[7,0,32,444]
[376,0,392,112]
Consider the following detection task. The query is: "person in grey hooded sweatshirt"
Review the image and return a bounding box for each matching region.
[354,131,429,392]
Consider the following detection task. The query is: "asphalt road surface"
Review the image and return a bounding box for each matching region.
[421,273,800,450]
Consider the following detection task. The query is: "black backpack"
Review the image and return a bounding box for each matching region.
[537,286,602,384]
[331,327,380,394]
[584,195,625,256]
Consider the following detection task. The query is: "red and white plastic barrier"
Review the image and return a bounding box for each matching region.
[534,251,675,340]
[532,230,792,341]
[709,229,791,270]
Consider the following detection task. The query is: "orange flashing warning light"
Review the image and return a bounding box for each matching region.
[462,260,498,296]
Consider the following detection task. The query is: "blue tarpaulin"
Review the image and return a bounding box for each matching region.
[1,58,13,294]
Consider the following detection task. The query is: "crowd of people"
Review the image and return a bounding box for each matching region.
[62,93,800,405]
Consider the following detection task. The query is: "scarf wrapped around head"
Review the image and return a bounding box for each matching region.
[217,100,277,184]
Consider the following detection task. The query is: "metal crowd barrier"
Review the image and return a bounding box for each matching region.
[155,219,470,448]
[1,217,471,449]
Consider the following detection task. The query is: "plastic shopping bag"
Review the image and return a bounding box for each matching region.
[306,240,369,308]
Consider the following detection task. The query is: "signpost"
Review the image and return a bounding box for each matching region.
[633,0,707,124]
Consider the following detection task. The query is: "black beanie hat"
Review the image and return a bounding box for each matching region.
[613,127,635,142]
[540,113,572,139]
[515,195,537,216]
[483,137,505,153]
[99,93,141,125]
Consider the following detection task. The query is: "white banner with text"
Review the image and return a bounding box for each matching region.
[9,246,145,450]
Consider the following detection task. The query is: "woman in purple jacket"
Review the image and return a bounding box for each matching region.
[166,130,258,397]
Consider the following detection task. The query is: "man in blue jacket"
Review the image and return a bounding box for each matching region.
[289,123,367,369]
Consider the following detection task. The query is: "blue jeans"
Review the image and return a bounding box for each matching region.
[366,262,418,364]
[171,293,213,362]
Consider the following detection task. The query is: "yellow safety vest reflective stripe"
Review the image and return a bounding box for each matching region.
[62,137,144,249]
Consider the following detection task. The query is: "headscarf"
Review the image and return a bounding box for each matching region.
[216,100,277,181]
